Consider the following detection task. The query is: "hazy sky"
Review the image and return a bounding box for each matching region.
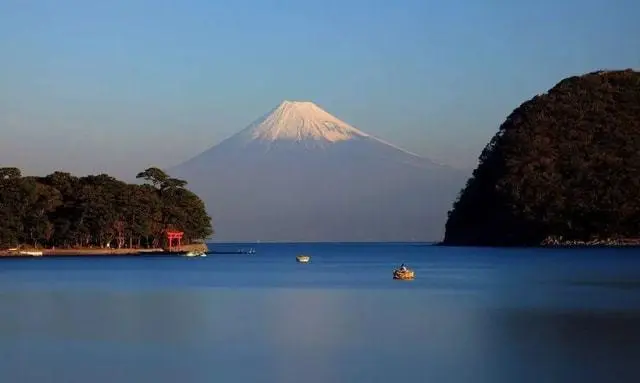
[1,0,638,180]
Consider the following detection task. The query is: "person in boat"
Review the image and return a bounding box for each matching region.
[399,263,408,272]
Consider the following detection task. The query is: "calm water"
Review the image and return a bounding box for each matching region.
[0,243,639,383]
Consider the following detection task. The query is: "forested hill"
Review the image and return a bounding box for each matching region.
[442,69,640,246]
[0,167,212,249]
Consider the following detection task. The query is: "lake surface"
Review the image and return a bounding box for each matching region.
[0,243,639,383]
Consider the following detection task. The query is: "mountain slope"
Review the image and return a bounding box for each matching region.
[171,101,468,242]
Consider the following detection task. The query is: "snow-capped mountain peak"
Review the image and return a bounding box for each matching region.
[242,100,369,143]
[170,99,468,242]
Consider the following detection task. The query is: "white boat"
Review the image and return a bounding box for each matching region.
[184,251,207,257]
[19,251,43,256]
[296,255,310,263]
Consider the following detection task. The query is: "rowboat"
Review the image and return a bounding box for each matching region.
[393,267,415,280]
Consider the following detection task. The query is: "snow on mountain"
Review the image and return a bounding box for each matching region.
[170,100,468,242]
[242,100,368,142]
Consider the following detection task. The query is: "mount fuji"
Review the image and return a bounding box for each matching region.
[170,101,468,242]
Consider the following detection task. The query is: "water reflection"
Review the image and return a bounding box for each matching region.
[488,309,640,382]
[0,245,639,383]
[4,288,636,382]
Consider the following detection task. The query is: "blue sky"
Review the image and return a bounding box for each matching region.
[1,0,638,179]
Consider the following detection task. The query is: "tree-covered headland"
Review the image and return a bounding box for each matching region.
[443,69,640,246]
[0,167,212,249]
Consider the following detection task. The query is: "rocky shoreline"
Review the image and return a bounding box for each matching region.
[540,236,640,247]
[434,237,640,247]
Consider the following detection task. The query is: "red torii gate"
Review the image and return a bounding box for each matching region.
[165,230,184,252]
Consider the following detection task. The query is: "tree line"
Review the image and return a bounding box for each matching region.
[0,167,212,249]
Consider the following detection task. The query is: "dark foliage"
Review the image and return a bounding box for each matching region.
[443,69,640,246]
[0,167,213,249]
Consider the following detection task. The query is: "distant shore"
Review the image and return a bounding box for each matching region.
[0,243,208,257]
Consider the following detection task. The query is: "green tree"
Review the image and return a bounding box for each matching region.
[0,167,21,180]
[0,167,213,249]
[442,69,640,246]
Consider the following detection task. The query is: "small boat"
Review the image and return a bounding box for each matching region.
[184,251,207,257]
[393,267,415,280]
[296,255,310,263]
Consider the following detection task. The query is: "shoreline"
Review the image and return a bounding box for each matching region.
[435,237,640,248]
[0,243,208,257]
[540,237,640,247]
